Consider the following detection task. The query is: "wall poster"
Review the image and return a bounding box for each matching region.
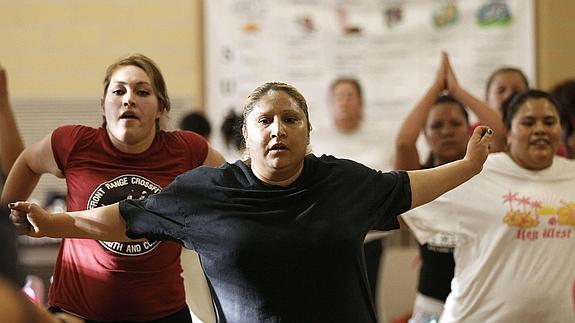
[204,0,534,168]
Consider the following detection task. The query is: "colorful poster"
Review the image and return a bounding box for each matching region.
[204,0,535,166]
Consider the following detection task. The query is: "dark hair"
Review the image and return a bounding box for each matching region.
[221,109,243,151]
[550,80,575,136]
[329,78,363,102]
[180,112,211,139]
[423,95,469,167]
[503,89,563,130]
[500,91,520,127]
[433,95,469,123]
[485,67,529,99]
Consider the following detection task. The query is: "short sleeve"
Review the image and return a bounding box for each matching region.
[119,179,189,246]
[177,131,209,167]
[371,170,412,231]
[51,125,94,174]
[311,156,411,232]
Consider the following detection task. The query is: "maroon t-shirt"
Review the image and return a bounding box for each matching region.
[49,125,207,321]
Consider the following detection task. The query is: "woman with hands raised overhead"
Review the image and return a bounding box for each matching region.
[395,52,504,323]
[395,52,504,172]
[401,89,575,323]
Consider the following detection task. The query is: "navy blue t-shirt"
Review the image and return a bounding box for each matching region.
[120,154,411,323]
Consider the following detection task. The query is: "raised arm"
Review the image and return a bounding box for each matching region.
[9,201,131,242]
[0,132,61,205]
[394,54,446,170]
[407,126,492,209]
[444,53,506,152]
[0,65,24,176]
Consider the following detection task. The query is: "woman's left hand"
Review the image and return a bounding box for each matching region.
[8,201,51,238]
[464,126,493,174]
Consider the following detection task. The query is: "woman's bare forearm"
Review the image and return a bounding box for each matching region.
[407,126,492,209]
[407,158,478,208]
[10,202,133,242]
[49,203,131,241]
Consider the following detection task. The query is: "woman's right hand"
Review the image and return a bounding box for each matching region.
[8,202,50,238]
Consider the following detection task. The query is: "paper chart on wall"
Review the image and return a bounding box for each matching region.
[204,0,535,165]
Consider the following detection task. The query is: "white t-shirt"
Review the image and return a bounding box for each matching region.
[402,152,575,323]
[311,121,392,171]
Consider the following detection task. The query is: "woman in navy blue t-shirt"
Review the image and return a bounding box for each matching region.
[10,82,492,323]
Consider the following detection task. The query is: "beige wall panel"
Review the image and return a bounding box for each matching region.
[0,0,203,108]
[536,0,575,90]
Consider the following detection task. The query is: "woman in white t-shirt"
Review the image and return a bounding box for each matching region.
[402,89,575,323]
[395,52,504,323]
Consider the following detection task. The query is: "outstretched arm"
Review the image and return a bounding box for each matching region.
[9,201,132,242]
[407,126,492,209]
[444,53,506,152]
[0,65,24,176]
[394,54,446,170]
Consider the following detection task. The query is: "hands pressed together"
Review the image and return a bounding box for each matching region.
[432,51,463,96]
[434,51,499,163]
